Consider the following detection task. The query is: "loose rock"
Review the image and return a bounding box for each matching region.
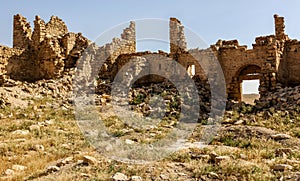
[12,164,27,171]
[4,169,15,176]
[131,176,143,181]
[82,155,98,165]
[47,165,60,173]
[271,134,291,140]
[12,130,29,135]
[111,172,128,181]
[273,164,293,171]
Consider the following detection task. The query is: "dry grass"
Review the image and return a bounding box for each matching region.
[0,97,92,180]
[0,97,299,180]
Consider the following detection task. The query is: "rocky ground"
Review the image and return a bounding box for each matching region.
[0,73,300,180]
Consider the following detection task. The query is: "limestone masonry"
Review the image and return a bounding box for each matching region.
[1,14,300,101]
[1,14,90,82]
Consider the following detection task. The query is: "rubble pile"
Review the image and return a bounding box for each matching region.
[255,84,300,112]
[96,79,212,122]
[0,69,75,109]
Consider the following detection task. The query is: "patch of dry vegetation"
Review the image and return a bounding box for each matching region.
[0,97,299,180]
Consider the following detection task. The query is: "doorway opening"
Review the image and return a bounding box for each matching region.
[241,79,260,104]
[228,64,261,102]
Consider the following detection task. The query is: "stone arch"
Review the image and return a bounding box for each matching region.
[228,64,262,101]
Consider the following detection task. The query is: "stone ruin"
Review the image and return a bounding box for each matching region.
[1,14,300,103]
[0,14,90,82]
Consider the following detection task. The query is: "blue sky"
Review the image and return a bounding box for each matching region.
[1,0,300,93]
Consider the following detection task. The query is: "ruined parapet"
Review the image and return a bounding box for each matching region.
[62,33,77,57]
[46,16,68,37]
[64,32,90,68]
[31,16,47,49]
[169,18,187,58]
[274,14,289,41]
[214,39,247,51]
[13,14,32,49]
[97,22,137,80]
[121,21,136,44]
[254,35,276,46]
[9,14,91,81]
[0,46,23,75]
[250,35,278,96]
[217,39,239,47]
[278,39,300,86]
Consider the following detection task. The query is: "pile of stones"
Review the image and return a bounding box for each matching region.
[255,84,300,112]
[96,79,212,122]
[0,68,75,108]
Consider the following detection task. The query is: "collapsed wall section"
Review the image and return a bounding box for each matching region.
[0,46,24,84]
[169,17,187,58]
[75,21,137,94]
[6,13,300,104]
[46,16,68,37]
[13,14,32,49]
[96,21,136,80]
[8,14,90,81]
[274,14,288,41]
[213,36,279,101]
[278,40,300,86]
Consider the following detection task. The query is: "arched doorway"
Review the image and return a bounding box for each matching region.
[229,65,261,102]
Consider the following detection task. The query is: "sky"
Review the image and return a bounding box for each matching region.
[1,0,300,93]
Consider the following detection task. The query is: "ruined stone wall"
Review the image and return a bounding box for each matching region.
[274,14,288,41]
[169,17,276,101]
[13,14,32,49]
[31,15,46,49]
[0,45,24,85]
[108,21,136,63]
[8,14,90,81]
[172,14,300,101]
[213,36,281,101]
[170,18,187,58]
[215,40,260,85]
[95,21,136,80]
[278,40,300,85]
[75,22,137,94]
[177,49,212,80]
[5,13,300,103]
[45,16,68,37]
[0,46,23,75]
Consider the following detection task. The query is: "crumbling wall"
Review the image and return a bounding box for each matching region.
[7,14,90,81]
[96,21,136,80]
[13,14,32,49]
[45,16,68,37]
[274,14,288,41]
[177,49,212,81]
[170,17,187,58]
[5,13,300,103]
[0,46,24,84]
[0,46,23,74]
[212,35,282,101]
[278,40,300,85]
[108,21,136,63]
[63,32,89,68]
[31,15,47,49]
[76,22,136,94]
